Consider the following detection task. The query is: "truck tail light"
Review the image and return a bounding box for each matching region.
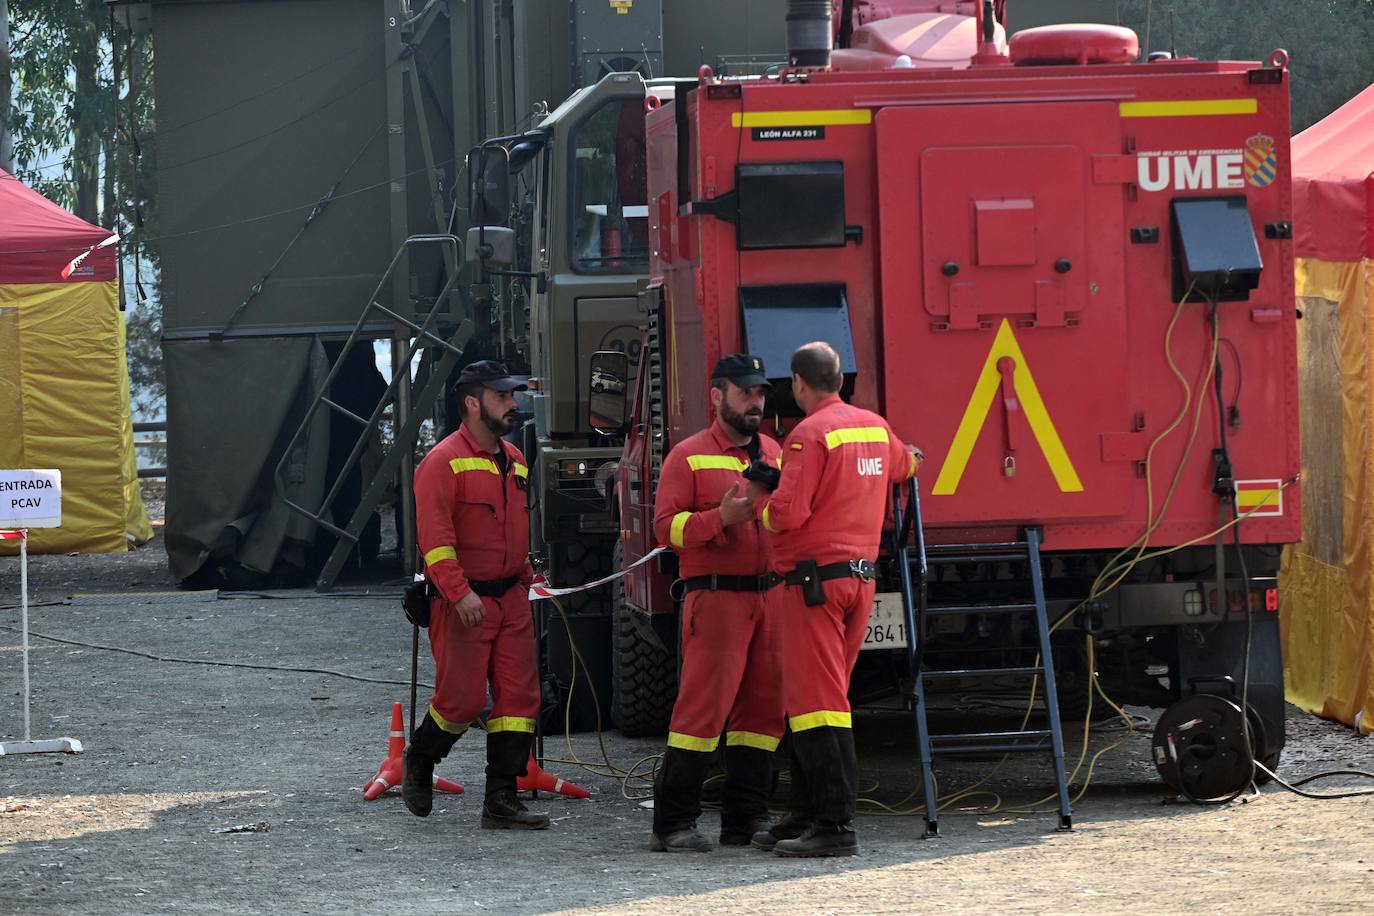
[1265,587,1279,612]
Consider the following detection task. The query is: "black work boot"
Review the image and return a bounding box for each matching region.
[648,827,714,852]
[651,745,713,850]
[481,730,550,829]
[720,744,775,846]
[481,786,551,830]
[750,812,810,851]
[402,712,461,817]
[774,822,860,858]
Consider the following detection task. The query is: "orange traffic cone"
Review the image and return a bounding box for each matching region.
[363,702,465,801]
[518,755,589,798]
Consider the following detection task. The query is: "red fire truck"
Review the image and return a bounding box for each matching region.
[587,0,1297,811]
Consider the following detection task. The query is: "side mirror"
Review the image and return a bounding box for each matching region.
[468,144,511,228]
[587,350,630,431]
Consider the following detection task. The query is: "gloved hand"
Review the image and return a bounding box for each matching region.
[743,459,781,493]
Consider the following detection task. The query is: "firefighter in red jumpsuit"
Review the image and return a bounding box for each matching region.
[650,354,784,852]
[750,342,922,857]
[403,360,548,830]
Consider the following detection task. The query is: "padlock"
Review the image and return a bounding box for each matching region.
[1003,456,1017,478]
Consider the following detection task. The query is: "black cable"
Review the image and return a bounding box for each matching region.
[1220,337,1242,422]
[0,621,431,689]
[1177,301,1374,804]
[3,33,386,180]
[0,156,456,258]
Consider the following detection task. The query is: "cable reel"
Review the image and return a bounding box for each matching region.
[1152,694,1272,800]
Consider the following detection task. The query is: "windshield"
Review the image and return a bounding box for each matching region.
[570,97,649,273]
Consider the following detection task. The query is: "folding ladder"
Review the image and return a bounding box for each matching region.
[892,482,1074,837]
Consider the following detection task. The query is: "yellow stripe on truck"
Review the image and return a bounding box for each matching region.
[731,109,873,128]
[1119,98,1258,118]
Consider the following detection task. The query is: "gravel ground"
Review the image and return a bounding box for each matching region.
[2,527,1372,915]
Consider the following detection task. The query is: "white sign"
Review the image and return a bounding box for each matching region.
[0,469,62,528]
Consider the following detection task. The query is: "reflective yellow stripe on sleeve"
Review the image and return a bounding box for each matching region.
[909,450,918,479]
[450,457,500,475]
[670,511,692,549]
[686,455,750,472]
[424,545,457,567]
[761,503,777,533]
[789,710,853,732]
[487,716,536,734]
[824,427,890,449]
[428,704,471,735]
[513,462,529,479]
[667,731,721,752]
[726,731,781,752]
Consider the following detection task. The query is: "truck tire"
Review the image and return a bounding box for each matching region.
[610,543,677,737]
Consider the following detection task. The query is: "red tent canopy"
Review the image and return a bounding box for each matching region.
[0,169,118,283]
[1293,83,1374,262]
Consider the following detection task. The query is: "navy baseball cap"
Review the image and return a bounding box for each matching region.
[711,353,772,389]
[456,360,528,392]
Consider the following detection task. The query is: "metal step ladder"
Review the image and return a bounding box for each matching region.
[891,482,1073,837]
[274,234,474,590]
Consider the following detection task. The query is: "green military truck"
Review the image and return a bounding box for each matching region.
[475,72,679,733]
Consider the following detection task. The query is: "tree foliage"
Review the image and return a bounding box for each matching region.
[4,1,162,417]
[7,2,154,226]
[1117,0,1374,133]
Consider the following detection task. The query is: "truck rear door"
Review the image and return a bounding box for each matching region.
[876,101,1132,528]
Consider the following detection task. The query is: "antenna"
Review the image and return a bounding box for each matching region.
[1144,0,1153,57]
[1170,4,1177,59]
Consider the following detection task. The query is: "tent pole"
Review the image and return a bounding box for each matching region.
[393,333,417,577]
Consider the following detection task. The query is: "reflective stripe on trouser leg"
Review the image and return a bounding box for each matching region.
[653,745,713,835]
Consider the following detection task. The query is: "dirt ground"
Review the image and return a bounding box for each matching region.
[3,525,1374,915]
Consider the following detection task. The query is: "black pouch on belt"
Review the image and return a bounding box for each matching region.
[794,560,826,607]
[403,581,432,628]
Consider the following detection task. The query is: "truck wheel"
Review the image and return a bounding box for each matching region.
[610,543,677,737]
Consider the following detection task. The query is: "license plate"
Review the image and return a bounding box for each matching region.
[862,592,909,650]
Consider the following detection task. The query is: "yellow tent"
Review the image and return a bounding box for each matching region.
[1283,86,1374,734]
[0,170,151,554]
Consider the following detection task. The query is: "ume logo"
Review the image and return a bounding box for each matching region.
[1137,151,1246,192]
[857,457,884,477]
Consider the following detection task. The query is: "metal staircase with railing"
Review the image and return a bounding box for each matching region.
[274,234,474,590]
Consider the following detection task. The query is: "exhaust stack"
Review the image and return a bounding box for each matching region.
[786,0,834,69]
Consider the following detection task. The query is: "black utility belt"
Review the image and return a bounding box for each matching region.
[785,559,877,606]
[468,576,520,598]
[681,573,781,594]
